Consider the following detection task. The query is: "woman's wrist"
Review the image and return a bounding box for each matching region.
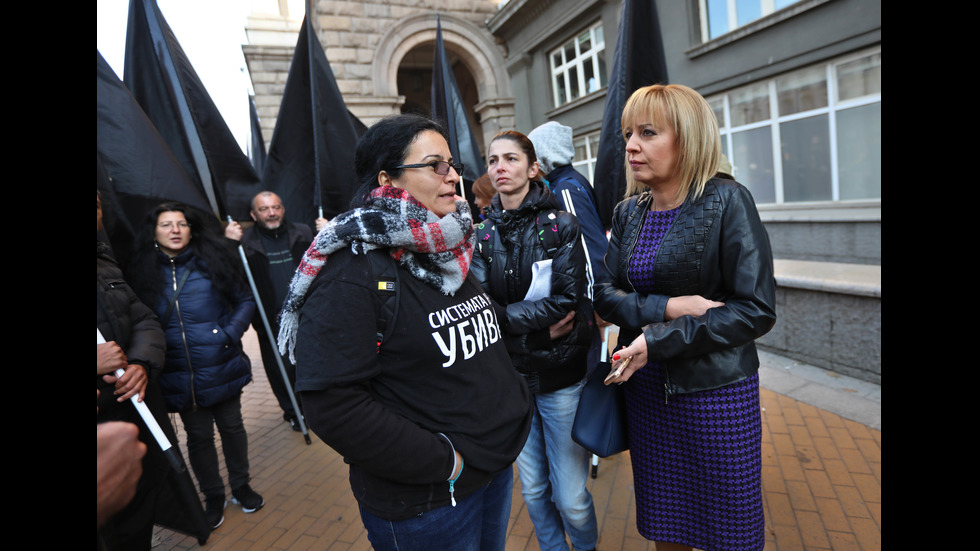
[449,450,464,480]
[439,433,463,481]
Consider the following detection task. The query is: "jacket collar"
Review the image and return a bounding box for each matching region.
[488,180,560,225]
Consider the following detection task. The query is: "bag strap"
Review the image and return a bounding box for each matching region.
[477,209,562,261]
[475,220,493,262]
[366,250,399,353]
[534,209,560,257]
[162,267,191,322]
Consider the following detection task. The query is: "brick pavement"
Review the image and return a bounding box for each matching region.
[151,329,880,550]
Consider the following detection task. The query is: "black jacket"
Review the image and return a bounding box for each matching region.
[97,241,167,415]
[240,220,312,327]
[295,246,531,520]
[98,242,185,547]
[593,178,776,396]
[471,181,593,394]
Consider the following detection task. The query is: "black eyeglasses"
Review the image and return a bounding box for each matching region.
[391,160,464,176]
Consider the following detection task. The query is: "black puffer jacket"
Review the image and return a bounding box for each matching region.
[593,178,776,396]
[97,241,169,419]
[471,181,593,394]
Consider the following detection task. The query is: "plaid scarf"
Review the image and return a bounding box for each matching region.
[277,185,475,362]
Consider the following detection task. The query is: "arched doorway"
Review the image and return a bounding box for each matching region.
[371,13,515,159]
[396,43,483,154]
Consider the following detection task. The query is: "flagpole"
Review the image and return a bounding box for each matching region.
[306,1,324,224]
[138,0,310,442]
[98,330,187,471]
[139,0,220,216]
[229,216,312,444]
[149,1,312,441]
[432,14,481,214]
[99,327,211,544]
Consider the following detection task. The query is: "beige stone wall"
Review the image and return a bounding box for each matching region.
[313,1,496,92]
[245,0,511,149]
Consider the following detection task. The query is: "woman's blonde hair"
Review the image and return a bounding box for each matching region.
[621,84,721,202]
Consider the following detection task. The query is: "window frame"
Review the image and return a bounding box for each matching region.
[571,130,601,184]
[691,0,832,55]
[549,21,606,109]
[710,47,881,205]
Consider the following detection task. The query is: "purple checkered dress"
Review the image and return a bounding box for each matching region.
[624,206,765,551]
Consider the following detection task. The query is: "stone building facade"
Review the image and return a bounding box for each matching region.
[242,0,881,384]
[244,0,511,157]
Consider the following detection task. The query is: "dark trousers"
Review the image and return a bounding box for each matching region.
[179,393,250,499]
[255,323,301,420]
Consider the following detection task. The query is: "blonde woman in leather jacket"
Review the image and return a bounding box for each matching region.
[594,84,776,551]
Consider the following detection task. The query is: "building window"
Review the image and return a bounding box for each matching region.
[571,131,601,184]
[550,22,606,108]
[701,0,801,40]
[709,48,881,205]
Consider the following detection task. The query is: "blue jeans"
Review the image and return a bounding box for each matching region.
[359,467,513,551]
[515,380,598,551]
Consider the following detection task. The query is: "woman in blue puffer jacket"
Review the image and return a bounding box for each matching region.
[128,202,264,530]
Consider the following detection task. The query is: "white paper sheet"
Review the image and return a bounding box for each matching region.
[523,259,553,301]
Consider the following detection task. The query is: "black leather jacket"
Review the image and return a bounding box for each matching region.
[593,178,776,396]
[471,181,593,394]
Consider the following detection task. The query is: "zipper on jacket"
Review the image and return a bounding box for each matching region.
[170,259,197,410]
[440,433,462,507]
[625,195,685,405]
[623,197,646,293]
[449,470,460,507]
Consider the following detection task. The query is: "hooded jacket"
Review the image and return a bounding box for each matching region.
[528,121,609,286]
[151,247,255,412]
[471,181,593,394]
[593,178,777,396]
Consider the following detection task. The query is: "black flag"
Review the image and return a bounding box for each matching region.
[97,50,211,264]
[592,0,668,229]
[123,0,261,220]
[261,13,365,227]
[431,14,484,210]
[248,95,267,177]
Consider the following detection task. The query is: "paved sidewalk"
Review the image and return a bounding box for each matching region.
[151,329,880,550]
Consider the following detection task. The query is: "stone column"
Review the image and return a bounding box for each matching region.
[242,12,302,147]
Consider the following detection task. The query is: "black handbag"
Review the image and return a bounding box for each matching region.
[572,330,629,458]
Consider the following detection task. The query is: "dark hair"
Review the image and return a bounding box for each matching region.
[127,202,247,306]
[350,114,448,208]
[489,130,543,183]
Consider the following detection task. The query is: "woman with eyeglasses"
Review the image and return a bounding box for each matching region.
[469,130,599,551]
[127,202,264,530]
[277,114,532,551]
